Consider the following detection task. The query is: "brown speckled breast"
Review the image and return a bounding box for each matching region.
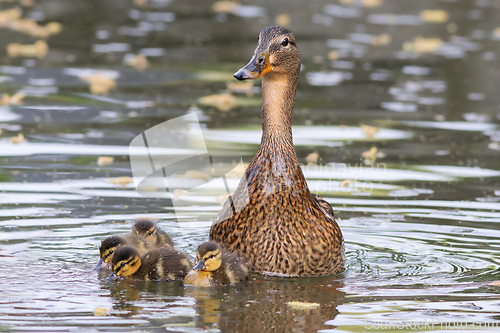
[210,137,344,277]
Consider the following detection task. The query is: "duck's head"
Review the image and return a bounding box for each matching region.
[234,26,300,81]
[193,241,222,272]
[95,235,127,270]
[132,219,160,245]
[109,246,142,278]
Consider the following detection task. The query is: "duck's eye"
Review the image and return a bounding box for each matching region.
[208,254,215,259]
[148,231,154,236]
[282,38,289,47]
[109,250,114,255]
[120,262,126,267]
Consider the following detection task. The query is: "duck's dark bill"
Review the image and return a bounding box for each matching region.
[105,272,119,281]
[193,260,205,271]
[234,52,272,80]
[94,258,105,271]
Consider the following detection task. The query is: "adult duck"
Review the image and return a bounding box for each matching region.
[209,26,344,277]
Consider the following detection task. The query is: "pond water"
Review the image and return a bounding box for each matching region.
[1,0,500,332]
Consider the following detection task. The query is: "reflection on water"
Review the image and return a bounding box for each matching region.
[0,0,500,331]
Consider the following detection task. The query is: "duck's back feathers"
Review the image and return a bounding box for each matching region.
[137,247,192,281]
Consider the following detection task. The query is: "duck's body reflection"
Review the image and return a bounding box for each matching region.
[103,273,344,332]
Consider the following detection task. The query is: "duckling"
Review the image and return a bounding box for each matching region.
[184,241,248,286]
[209,26,344,277]
[107,245,192,281]
[95,233,149,270]
[132,219,174,247]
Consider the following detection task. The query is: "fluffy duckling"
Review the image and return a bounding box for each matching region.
[132,219,174,247]
[96,236,129,270]
[107,245,192,281]
[184,241,248,286]
[95,220,174,271]
[95,232,151,270]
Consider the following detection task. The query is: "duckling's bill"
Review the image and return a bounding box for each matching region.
[105,272,119,282]
[94,258,106,271]
[234,51,272,80]
[193,260,205,271]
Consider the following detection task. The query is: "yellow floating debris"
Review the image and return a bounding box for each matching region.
[371,33,391,46]
[0,7,22,24]
[328,50,339,61]
[493,27,500,39]
[133,0,148,7]
[125,54,149,71]
[10,133,24,144]
[420,10,449,23]
[362,146,385,163]
[9,19,62,38]
[212,1,239,13]
[275,13,291,26]
[226,80,254,97]
[108,176,132,187]
[93,307,110,316]
[184,170,210,182]
[140,185,157,192]
[306,152,320,165]
[362,0,383,7]
[341,179,354,187]
[7,40,48,58]
[45,22,62,35]
[403,37,443,53]
[286,301,320,310]
[173,189,188,200]
[80,72,117,95]
[97,156,114,167]
[199,93,236,112]
[0,92,25,105]
[361,124,380,139]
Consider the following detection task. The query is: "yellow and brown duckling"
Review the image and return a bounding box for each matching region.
[132,219,174,247]
[209,26,344,277]
[95,219,173,270]
[184,241,248,286]
[95,232,152,270]
[96,235,128,270]
[107,245,192,281]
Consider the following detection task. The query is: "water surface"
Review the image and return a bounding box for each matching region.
[1,0,500,332]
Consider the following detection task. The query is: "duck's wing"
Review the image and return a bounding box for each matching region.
[311,193,334,219]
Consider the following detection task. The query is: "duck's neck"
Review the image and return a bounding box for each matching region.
[260,72,298,152]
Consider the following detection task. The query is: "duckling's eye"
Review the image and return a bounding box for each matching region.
[148,231,154,236]
[208,254,215,259]
[108,250,114,255]
[120,262,126,267]
[282,38,289,47]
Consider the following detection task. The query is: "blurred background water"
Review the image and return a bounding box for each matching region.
[0,0,500,332]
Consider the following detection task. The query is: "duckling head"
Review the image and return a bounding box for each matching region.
[96,235,127,270]
[234,26,301,81]
[110,246,142,277]
[193,241,222,272]
[132,219,159,245]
